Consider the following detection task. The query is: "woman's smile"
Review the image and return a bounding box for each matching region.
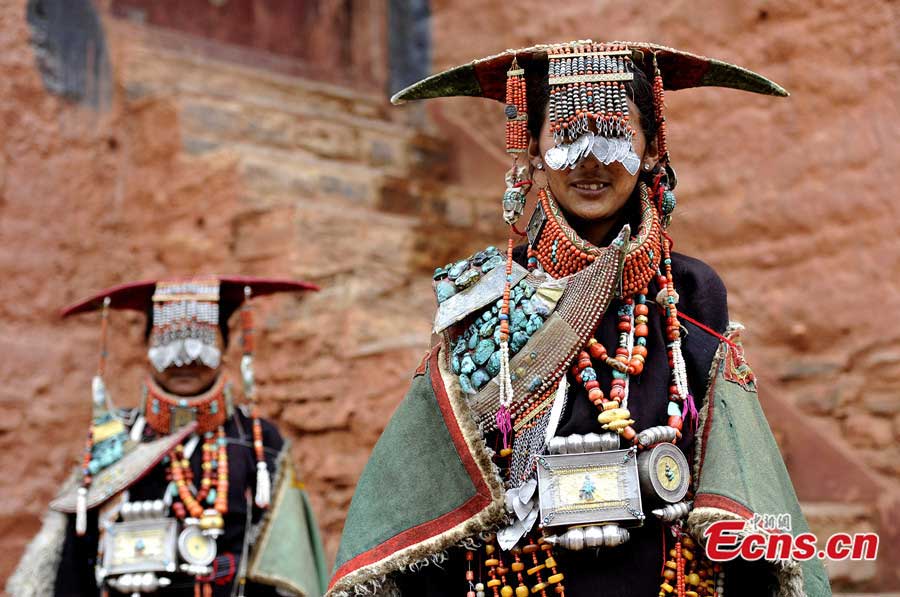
[569,173,613,198]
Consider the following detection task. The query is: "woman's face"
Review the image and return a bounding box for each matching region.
[150,329,223,396]
[529,98,657,225]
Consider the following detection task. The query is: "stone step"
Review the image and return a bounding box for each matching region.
[177,98,417,176]
[234,144,384,206]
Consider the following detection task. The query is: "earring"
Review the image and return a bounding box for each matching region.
[536,161,544,170]
[644,162,653,171]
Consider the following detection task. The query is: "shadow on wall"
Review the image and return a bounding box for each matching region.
[26,0,112,108]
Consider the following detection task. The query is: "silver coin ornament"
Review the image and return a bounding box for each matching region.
[543,146,566,170]
[591,135,611,164]
[621,151,641,175]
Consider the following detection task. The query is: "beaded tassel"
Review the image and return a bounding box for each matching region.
[466,550,477,597]
[505,57,528,155]
[77,296,112,536]
[652,54,670,169]
[501,58,531,226]
[658,233,687,439]
[497,58,533,444]
[496,238,516,453]
[241,286,270,509]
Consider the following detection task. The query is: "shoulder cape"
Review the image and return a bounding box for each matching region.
[328,325,830,597]
[687,324,831,597]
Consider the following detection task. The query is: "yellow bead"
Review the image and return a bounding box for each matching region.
[597,408,630,424]
[602,401,620,410]
[548,573,564,584]
[665,560,677,570]
[515,587,529,597]
[500,448,513,457]
[530,583,547,593]
[527,564,545,575]
[660,582,674,593]
[485,558,499,567]
[485,544,496,555]
[682,548,694,561]
[687,573,700,586]
[685,592,699,597]
[501,587,514,597]
[544,557,556,568]
[511,562,525,572]
[487,579,502,588]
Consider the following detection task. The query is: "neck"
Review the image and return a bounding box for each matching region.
[151,373,221,397]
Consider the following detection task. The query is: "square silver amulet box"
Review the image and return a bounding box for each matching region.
[535,447,644,528]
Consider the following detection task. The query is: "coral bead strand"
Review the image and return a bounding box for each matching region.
[214,427,229,514]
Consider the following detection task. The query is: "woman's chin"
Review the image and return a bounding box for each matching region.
[557,189,627,221]
[165,381,203,395]
[563,200,619,223]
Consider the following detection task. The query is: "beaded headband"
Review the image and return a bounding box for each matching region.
[62,276,320,373]
[543,42,640,174]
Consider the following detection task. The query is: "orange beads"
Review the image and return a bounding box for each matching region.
[505,58,528,154]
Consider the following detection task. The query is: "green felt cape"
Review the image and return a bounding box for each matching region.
[328,325,830,597]
[687,325,831,597]
[248,446,330,597]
